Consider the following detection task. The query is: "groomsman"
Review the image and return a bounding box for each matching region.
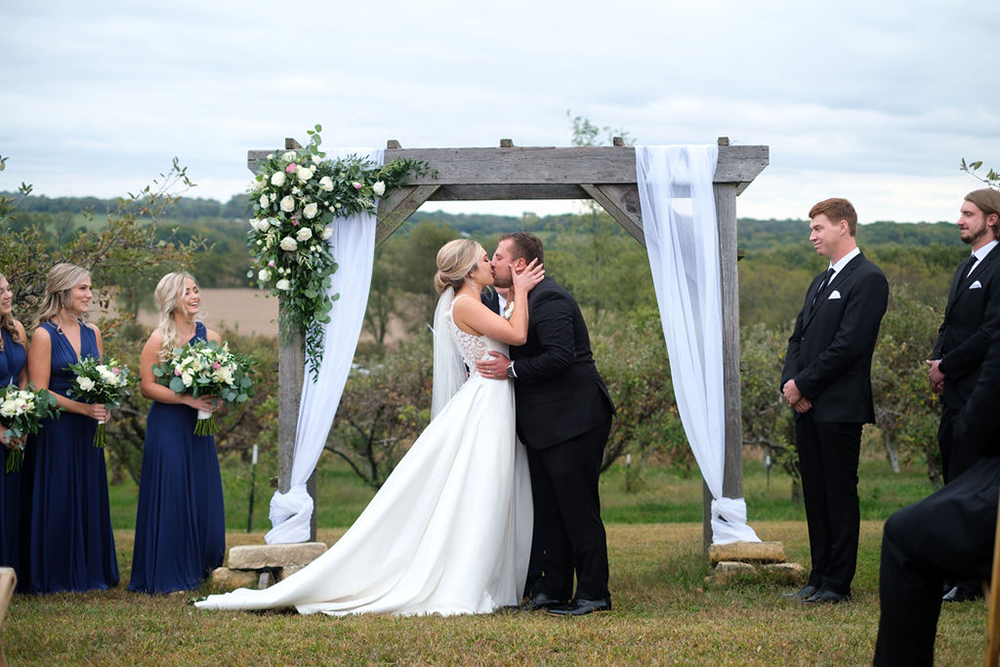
[926,188,1000,603]
[780,198,889,604]
[874,333,1000,665]
[928,188,1000,482]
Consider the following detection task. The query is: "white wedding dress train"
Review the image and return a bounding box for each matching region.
[196,301,532,616]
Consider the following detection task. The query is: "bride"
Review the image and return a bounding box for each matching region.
[195,239,544,616]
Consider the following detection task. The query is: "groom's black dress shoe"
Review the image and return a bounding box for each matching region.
[546,597,612,616]
[801,589,849,604]
[942,585,983,603]
[781,584,817,600]
[520,592,564,611]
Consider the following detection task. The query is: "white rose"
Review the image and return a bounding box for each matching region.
[311,154,321,164]
[181,372,193,388]
[77,376,96,392]
[0,400,16,418]
[321,226,333,240]
[297,226,313,242]
[296,166,313,182]
[303,203,319,219]
[255,218,272,232]
[372,181,386,197]
[258,269,270,282]
[282,151,297,162]
[275,278,291,291]
[319,176,334,192]
[259,194,268,208]
[270,171,286,187]
[280,195,295,213]
[279,236,298,251]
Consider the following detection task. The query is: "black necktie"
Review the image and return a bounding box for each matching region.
[812,268,835,307]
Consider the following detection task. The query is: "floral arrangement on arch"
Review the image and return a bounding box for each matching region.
[246,124,427,377]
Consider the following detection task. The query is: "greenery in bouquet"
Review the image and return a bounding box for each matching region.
[246,124,428,378]
[151,339,256,436]
[0,383,60,473]
[66,356,132,448]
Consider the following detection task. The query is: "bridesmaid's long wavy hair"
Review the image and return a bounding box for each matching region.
[154,271,200,361]
[434,239,483,294]
[33,263,91,330]
[0,272,20,352]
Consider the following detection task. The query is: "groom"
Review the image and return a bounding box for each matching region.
[477,232,616,616]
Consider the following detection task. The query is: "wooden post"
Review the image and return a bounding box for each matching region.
[702,140,744,553]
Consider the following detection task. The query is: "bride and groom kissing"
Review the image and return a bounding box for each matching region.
[196,232,616,617]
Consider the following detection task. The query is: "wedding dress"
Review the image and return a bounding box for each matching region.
[195,292,532,615]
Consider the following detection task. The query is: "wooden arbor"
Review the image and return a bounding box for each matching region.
[249,138,769,546]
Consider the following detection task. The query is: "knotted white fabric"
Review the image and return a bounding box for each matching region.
[636,145,759,545]
[265,148,383,544]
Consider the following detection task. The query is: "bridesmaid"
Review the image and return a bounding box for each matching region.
[0,272,29,588]
[27,263,119,593]
[129,272,225,594]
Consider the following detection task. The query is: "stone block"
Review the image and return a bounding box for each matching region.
[760,562,808,585]
[709,541,786,565]
[227,542,327,569]
[711,561,757,585]
[209,567,258,591]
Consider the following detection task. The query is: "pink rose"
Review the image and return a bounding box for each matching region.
[267,260,275,267]
[353,182,362,190]
[112,367,120,374]
[285,163,297,173]
[174,369,181,376]
[213,362,221,369]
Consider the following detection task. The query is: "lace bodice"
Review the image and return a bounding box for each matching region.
[445,296,504,378]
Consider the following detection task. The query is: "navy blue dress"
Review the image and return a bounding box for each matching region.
[0,327,28,585]
[29,320,119,593]
[129,322,225,593]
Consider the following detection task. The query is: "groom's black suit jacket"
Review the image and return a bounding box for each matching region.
[931,243,1000,409]
[484,279,613,449]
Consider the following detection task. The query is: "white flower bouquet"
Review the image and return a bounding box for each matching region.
[0,383,60,472]
[150,339,256,436]
[246,124,427,378]
[66,356,132,448]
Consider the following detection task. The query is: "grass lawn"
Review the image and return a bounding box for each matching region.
[7,456,984,665]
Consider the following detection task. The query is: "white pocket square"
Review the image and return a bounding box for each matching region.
[828,290,841,300]
[970,280,983,289]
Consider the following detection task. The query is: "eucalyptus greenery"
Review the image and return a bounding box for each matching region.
[246,124,427,377]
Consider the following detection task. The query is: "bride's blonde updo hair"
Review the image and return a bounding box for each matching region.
[154,271,200,360]
[33,263,91,328]
[434,239,482,294]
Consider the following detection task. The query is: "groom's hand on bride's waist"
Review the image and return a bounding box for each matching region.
[476,350,510,381]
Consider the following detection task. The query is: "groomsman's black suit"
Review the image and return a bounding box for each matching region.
[931,242,1000,481]
[494,277,615,601]
[781,252,889,597]
[874,334,1000,665]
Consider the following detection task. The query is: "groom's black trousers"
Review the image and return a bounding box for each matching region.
[526,419,612,601]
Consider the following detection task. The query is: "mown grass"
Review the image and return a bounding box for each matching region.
[9,456,980,665]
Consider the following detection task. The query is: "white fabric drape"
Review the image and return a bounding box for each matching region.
[635,145,760,545]
[266,148,384,544]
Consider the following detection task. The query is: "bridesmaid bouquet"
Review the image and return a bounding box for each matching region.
[66,356,132,448]
[150,340,256,436]
[0,384,60,472]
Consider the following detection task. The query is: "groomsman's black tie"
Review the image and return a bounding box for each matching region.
[812,268,835,307]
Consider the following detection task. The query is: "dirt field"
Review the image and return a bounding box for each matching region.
[132,288,405,344]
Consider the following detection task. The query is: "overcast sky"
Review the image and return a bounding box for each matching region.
[2,0,997,224]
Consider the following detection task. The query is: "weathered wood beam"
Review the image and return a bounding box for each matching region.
[579,184,645,246]
[375,184,441,247]
[429,184,589,201]
[376,145,768,187]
